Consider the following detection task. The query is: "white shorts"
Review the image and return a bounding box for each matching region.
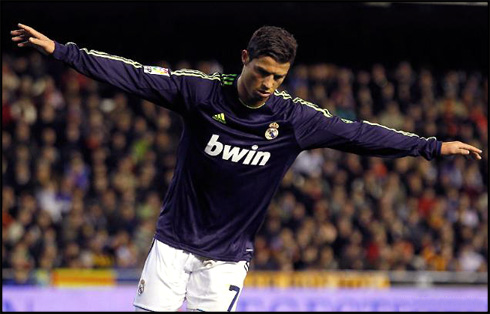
[133,239,249,312]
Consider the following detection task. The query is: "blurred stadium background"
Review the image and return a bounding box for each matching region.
[1,1,488,312]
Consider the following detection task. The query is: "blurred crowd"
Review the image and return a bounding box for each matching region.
[2,51,488,285]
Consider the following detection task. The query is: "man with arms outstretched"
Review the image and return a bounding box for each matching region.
[12,23,482,311]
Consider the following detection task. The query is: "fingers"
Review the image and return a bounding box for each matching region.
[17,23,43,39]
[468,150,482,160]
[11,28,31,46]
[463,144,482,154]
[458,142,482,160]
[11,25,44,48]
[11,25,55,55]
[11,32,32,47]
[16,41,33,48]
[465,151,482,160]
[441,141,483,160]
[11,30,28,42]
[10,29,26,36]
[28,37,43,46]
[11,23,46,42]
[11,27,34,40]
[459,143,482,153]
[11,36,25,42]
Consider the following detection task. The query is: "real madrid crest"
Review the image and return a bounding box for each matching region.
[138,279,145,295]
[265,122,279,140]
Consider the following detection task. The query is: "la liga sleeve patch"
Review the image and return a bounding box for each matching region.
[144,66,170,76]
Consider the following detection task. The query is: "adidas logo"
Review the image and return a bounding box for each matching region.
[212,113,226,124]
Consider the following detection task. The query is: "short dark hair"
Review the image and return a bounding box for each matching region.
[246,26,298,64]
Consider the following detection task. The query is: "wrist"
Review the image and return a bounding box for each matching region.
[47,40,55,54]
[437,141,443,156]
[52,41,66,59]
[440,142,446,155]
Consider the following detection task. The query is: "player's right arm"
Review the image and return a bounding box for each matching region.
[11,23,188,114]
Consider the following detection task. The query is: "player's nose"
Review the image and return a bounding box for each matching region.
[262,76,274,90]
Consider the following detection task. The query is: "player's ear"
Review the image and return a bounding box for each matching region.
[241,50,250,65]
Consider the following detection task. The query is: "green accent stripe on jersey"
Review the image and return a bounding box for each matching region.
[363,120,436,140]
[172,69,221,77]
[274,90,292,100]
[79,47,143,68]
[274,90,334,118]
[172,70,221,81]
[173,69,217,76]
[221,74,238,85]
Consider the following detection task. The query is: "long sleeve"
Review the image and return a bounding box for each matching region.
[292,101,442,160]
[52,41,190,115]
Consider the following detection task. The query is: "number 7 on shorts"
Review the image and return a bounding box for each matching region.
[227,285,240,311]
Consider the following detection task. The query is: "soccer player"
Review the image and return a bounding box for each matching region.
[11,23,482,311]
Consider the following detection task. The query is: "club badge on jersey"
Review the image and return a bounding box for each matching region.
[265,122,279,140]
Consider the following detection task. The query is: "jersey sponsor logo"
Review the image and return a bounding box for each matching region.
[143,66,170,76]
[204,134,270,166]
[212,113,226,124]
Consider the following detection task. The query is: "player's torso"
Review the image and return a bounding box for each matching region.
[183,80,300,172]
[156,75,301,260]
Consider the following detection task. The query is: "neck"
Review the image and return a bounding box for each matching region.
[238,97,266,110]
[237,76,266,109]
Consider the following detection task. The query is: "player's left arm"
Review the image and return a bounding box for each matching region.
[293,105,482,160]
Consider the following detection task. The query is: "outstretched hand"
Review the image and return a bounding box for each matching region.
[11,23,55,55]
[441,141,482,160]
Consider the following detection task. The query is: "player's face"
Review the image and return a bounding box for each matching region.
[238,50,290,107]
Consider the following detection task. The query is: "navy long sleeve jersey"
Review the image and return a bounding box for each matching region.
[53,42,442,262]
